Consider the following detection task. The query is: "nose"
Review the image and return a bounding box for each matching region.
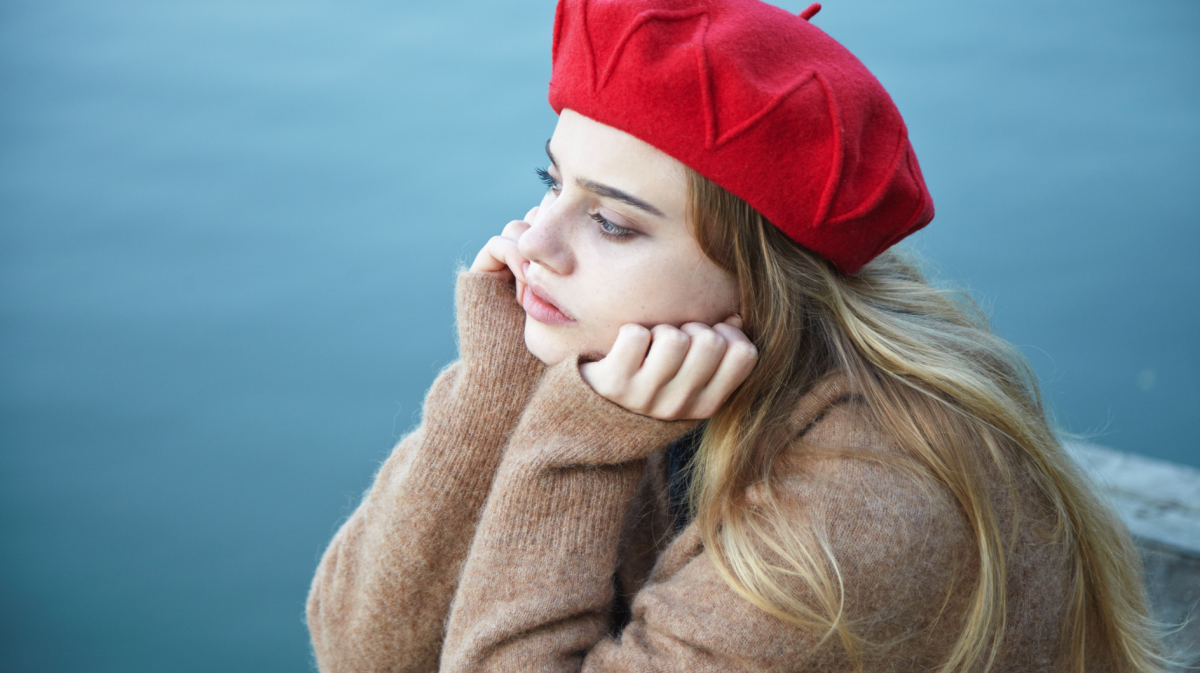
[518,197,574,276]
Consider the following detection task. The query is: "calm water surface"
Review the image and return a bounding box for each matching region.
[1,0,1197,670]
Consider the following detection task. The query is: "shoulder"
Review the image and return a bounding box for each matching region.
[762,376,979,624]
[621,387,979,669]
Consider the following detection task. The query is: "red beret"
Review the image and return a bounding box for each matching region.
[547,0,934,274]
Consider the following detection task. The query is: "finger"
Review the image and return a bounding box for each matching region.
[475,232,528,282]
[523,206,539,224]
[581,324,651,399]
[579,360,601,392]
[469,217,532,275]
[632,325,690,401]
[712,321,752,350]
[603,324,652,380]
[502,242,528,285]
[501,218,531,242]
[469,235,514,275]
[723,313,743,330]
[671,323,727,392]
[691,328,757,417]
[650,324,727,419]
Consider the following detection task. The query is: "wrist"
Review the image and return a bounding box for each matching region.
[507,357,697,467]
[454,269,542,376]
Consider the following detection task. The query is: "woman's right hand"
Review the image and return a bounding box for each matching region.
[470,207,538,305]
[580,316,757,421]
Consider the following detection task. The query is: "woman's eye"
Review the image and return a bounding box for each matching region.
[591,212,634,239]
[535,167,560,194]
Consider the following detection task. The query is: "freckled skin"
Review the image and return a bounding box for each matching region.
[469,109,755,420]
[519,110,740,365]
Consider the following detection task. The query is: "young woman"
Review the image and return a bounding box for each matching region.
[306,1,1170,671]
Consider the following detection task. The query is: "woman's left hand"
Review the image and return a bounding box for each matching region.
[469,206,538,305]
[580,316,757,421]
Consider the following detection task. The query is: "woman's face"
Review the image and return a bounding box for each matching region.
[518,109,740,365]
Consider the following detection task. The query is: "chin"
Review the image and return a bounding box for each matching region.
[523,318,569,366]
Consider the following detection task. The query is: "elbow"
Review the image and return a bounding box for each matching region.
[306,560,335,670]
[306,529,352,671]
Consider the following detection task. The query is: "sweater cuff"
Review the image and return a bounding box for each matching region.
[454,271,543,381]
[508,356,699,467]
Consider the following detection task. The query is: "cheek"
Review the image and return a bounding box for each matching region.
[700,272,741,316]
[580,265,650,321]
[586,258,735,328]
[660,284,736,324]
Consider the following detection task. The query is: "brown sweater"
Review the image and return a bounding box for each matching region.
[306,272,1103,672]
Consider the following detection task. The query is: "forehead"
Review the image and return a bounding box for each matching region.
[549,109,688,220]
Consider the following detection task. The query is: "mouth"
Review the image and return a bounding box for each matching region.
[522,272,575,326]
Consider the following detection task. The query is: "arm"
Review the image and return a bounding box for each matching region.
[439,358,695,671]
[306,271,544,673]
[439,342,974,671]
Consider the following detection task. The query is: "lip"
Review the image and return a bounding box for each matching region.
[522,275,575,326]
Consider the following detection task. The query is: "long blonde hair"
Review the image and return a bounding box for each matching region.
[684,169,1171,672]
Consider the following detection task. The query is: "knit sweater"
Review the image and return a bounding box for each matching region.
[306,271,1110,672]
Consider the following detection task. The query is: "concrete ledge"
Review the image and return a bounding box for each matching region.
[1065,442,1200,663]
[1066,442,1200,554]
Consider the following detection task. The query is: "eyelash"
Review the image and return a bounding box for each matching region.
[535,167,560,193]
[591,212,634,239]
[535,166,635,240]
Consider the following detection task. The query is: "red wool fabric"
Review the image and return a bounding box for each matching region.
[547,0,935,274]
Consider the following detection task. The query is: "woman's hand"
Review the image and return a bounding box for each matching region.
[470,207,537,304]
[580,317,757,421]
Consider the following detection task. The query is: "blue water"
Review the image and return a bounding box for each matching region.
[1,0,1196,670]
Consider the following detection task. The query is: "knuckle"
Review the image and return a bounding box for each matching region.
[630,392,654,412]
[629,387,662,413]
[732,341,759,361]
[652,390,689,418]
[621,324,650,339]
[659,397,691,421]
[591,377,615,399]
[605,385,636,407]
[647,403,673,421]
[628,402,652,416]
[618,325,652,350]
[694,329,724,350]
[654,327,688,346]
[598,373,626,397]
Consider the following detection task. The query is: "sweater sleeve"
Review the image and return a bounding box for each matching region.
[306,271,545,673]
[439,370,979,672]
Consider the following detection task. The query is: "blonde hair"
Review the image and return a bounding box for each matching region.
[684,169,1172,672]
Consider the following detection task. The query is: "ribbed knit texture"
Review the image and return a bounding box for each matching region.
[306,271,1112,672]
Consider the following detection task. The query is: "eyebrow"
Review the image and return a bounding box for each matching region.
[545,140,666,218]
